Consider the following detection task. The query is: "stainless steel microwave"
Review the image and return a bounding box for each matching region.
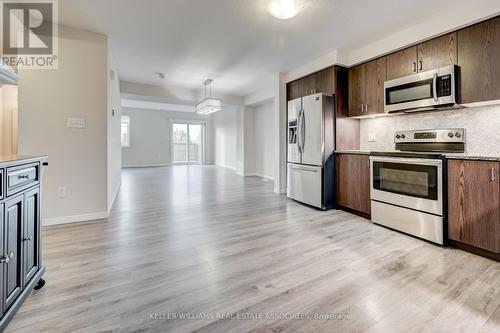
[384,65,458,113]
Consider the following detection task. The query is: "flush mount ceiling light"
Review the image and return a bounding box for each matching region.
[196,79,222,115]
[268,0,301,19]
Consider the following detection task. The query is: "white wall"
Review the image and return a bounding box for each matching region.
[122,107,212,167]
[0,85,18,155]
[107,46,122,213]
[18,25,109,224]
[251,102,275,180]
[243,107,255,175]
[211,106,238,170]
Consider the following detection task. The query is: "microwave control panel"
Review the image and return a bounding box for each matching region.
[437,75,452,97]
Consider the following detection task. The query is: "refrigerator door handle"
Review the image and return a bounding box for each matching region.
[300,109,306,154]
[289,165,318,172]
[297,110,303,154]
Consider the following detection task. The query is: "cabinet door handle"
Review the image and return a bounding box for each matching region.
[413,62,417,72]
[23,235,33,241]
[365,104,368,113]
[419,60,423,71]
[490,168,496,182]
[0,253,13,264]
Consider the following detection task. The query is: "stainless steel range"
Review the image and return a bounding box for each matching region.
[369,129,465,245]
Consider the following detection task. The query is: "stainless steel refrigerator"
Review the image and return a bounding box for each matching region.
[287,93,335,210]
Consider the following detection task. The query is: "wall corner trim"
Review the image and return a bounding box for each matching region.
[108,180,122,214]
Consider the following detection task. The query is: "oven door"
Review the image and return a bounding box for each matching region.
[370,156,443,215]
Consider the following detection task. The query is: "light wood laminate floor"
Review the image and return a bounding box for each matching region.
[6,165,500,333]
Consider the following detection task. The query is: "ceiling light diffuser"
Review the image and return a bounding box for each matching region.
[268,0,300,20]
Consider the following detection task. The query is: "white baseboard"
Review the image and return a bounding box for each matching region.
[43,212,108,227]
[216,164,237,171]
[122,163,172,168]
[244,172,275,181]
[108,180,121,214]
[275,187,287,194]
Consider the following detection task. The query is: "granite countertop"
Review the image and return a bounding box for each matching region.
[335,150,371,155]
[0,155,48,164]
[444,154,500,161]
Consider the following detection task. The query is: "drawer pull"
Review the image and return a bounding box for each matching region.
[17,175,30,180]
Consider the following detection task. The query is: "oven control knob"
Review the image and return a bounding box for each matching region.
[448,132,454,138]
[401,134,406,139]
[455,132,462,138]
[396,134,401,139]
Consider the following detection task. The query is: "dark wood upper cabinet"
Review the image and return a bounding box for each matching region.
[365,57,387,115]
[458,16,500,104]
[319,67,334,95]
[348,64,365,117]
[297,75,312,98]
[418,32,457,72]
[448,160,500,253]
[348,58,386,116]
[287,67,335,101]
[287,80,299,101]
[336,153,371,215]
[386,46,418,80]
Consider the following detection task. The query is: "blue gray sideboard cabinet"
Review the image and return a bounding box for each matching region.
[0,156,47,332]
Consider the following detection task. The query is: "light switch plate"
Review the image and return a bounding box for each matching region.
[368,133,377,142]
[67,118,86,129]
[57,187,66,198]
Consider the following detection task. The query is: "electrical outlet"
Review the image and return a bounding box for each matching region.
[57,187,66,198]
[368,133,377,142]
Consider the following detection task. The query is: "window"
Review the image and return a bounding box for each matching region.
[121,116,130,147]
[172,122,204,164]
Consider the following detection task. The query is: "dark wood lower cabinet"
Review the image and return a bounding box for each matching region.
[448,160,500,254]
[336,153,371,216]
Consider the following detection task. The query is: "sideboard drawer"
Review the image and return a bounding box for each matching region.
[6,163,39,197]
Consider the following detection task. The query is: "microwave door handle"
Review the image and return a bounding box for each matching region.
[433,73,438,102]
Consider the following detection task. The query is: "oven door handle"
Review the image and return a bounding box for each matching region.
[433,73,438,102]
[369,156,443,166]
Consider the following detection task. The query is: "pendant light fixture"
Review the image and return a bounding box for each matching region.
[196,79,222,115]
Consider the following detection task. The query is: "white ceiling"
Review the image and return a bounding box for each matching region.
[59,0,495,97]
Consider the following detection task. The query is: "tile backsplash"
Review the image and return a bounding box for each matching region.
[359,105,500,155]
